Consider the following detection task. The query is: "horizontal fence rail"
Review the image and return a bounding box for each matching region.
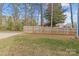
[23,26,76,35]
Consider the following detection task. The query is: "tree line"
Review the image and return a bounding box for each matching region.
[0,3,67,31]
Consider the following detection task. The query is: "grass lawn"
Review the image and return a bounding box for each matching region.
[0,33,79,56]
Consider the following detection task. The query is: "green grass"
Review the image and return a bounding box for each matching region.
[0,34,79,55]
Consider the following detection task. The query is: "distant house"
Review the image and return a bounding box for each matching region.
[56,22,77,29]
[56,23,66,28]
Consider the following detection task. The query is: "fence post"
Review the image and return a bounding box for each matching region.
[67,28,69,35]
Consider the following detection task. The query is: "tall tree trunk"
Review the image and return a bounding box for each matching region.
[40,3,43,26]
[51,3,53,27]
[70,3,74,28]
[30,4,34,32]
[0,3,2,29]
[25,3,27,22]
[48,3,53,27]
[24,3,27,25]
[13,4,19,22]
[77,3,79,38]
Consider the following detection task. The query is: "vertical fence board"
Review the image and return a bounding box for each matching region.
[24,26,76,35]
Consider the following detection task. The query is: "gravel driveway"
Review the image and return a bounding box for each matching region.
[0,32,21,39]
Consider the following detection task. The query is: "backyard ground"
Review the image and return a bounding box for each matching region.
[0,33,79,56]
[0,32,21,39]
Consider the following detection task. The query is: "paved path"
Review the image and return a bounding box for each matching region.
[0,32,21,39]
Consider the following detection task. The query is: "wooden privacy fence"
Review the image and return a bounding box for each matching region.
[23,26,76,35]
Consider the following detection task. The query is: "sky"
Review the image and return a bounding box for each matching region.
[2,3,47,25]
[61,3,78,24]
[1,3,78,25]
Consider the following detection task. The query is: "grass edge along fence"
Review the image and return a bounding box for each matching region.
[23,26,76,35]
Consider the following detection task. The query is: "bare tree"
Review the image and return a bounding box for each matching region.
[24,3,35,26]
[13,4,19,22]
[13,3,20,30]
[30,4,34,20]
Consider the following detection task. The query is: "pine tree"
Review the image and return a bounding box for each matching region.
[44,3,65,27]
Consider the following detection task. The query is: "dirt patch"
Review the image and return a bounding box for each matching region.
[0,32,21,39]
[22,33,76,40]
